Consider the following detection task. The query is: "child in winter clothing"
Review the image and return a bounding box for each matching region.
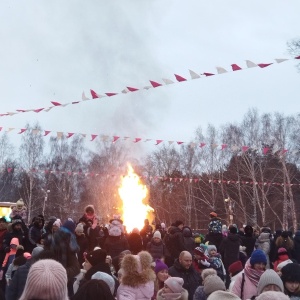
[156,277,188,300]
[146,231,166,260]
[1,237,19,272]
[200,245,225,281]
[273,247,290,272]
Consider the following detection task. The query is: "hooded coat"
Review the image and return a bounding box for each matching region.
[117,251,156,300]
[219,233,241,270]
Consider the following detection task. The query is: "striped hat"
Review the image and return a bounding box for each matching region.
[19,259,68,300]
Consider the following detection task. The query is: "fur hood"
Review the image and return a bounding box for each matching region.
[121,251,155,287]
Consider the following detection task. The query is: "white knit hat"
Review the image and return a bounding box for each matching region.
[91,271,115,294]
[153,230,161,239]
[19,259,68,300]
[277,259,293,271]
[207,290,242,300]
[257,269,284,294]
[256,291,289,300]
[75,223,84,234]
[164,277,184,293]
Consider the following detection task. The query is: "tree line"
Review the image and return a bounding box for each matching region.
[0,109,300,232]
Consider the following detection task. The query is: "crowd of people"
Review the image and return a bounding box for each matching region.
[0,204,300,300]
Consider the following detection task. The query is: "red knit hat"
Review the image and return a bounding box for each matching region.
[228,260,243,276]
[210,212,217,217]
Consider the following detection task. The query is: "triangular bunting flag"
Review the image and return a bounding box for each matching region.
[113,136,120,143]
[56,132,63,139]
[200,143,206,148]
[216,67,227,74]
[189,69,201,79]
[127,86,139,92]
[33,108,44,113]
[51,101,62,106]
[67,133,74,138]
[231,64,242,71]
[202,72,215,76]
[91,134,98,141]
[105,92,118,97]
[150,80,162,88]
[168,141,174,145]
[174,74,187,82]
[162,78,174,85]
[242,146,249,152]
[221,144,227,150]
[82,91,89,100]
[44,131,51,136]
[155,140,163,145]
[246,60,257,68]
[7,128,14,132]
[275,58,289,63]
[32,129,39,135]
[18,129,27,134]
[258,63,273,68]
[90,89,100,99]
[177,141,184,145]
[263,147,270,154]
[134,138,142,143]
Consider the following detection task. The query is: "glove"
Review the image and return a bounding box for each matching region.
[200,259,210,267]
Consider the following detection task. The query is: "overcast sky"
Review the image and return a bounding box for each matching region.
[0,0,299,158]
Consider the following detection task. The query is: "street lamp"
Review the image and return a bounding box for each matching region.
[42,190,50,216]
[224,197,234,225]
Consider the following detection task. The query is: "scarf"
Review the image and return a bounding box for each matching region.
[244,259,265,286]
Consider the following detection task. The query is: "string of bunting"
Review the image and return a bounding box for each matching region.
[0,125,296,155]
[2,167,300,187]
[1,56,299,118]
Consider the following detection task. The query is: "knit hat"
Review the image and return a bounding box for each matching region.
[153,230,161,239]
[250,249,267,266]
[164,277,184,293]
[228,260,243,276]
[257,269,284,294]
[209,212,217,217]
[207,245,217,253]
[86,249,107,267]
[53,219,62,228]
[207,290,242,300]
[75,223,84,235]
[203,275,226,295]
[278,247,288,255]
[201,268,217,281]
[19,259,68,300]
[256,291,289,300]
[154,259,168,274]
[91,271,115,295]
[62,218,75,233]
[32,246,44,258]
[281,263,300,283]
[194,246,206,256]
[161,222,166,229]
[23,252,32,260]
[277,259,293,271]
[174,220,184,227]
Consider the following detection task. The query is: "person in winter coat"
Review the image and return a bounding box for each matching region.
[127,228,143,255]
[228,260,243,292]
[147,231,166,260]
[275,231,295,261]
[231,249,267,300]
[117,251,156,300]
[19,259,68,300]
[163,221,185,267]
[157,277,188,300]
[219,225,241,288]
[140,219,154,250]
[168,251,201,300]
[240,225,256,259]
[2,219,27,251]
[204,212,223,252]
[193,271,226,300]
[182,226,196,256]
[0,218,8,266]
[207,290,241,300]
[75,223,89,267]
[293,230,300,263]
[273,247,290,272]
[27,216,44,253]
[193,245,209,275]
[154,259,169,299]
[193,268,217,300]
[5,246,44,300]
[280,263,300,298]
[255,232,271,269]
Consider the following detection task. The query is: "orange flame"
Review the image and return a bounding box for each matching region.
[118,164,154,233]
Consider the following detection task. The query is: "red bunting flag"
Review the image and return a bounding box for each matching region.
[105,93,118,97]
[177,141,184,145]
[231,64,242,71]
[221,144,227,150]
[242,146,249,152]
[282,149,288,154]
[7,168,12,173]
[72,101,80,104]
[202,73,215,76]
[200,143,206,148]
[44,130,51,136]
[263,147,270,154]
[90,89,99,99]
[91,134,98,141]
[113,136,120,143]
[174,74,187,82]
[33,108,44,113]
[258,63,272,68]
[18,129,27,134]
[150,80,162,88]
[155,140,163,145]
[295,56,300,59]
[134,138,142,143]
[16,109,27,112]
[67,133,74,138]
[127,86,139,92]
[51,101,62,106]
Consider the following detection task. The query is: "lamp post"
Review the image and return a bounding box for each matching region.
[42,190,50,217]
[224,197,234,225]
